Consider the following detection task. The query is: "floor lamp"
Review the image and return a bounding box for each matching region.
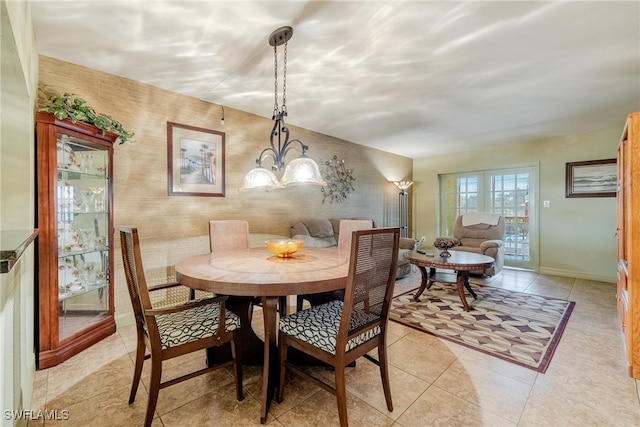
[393,181,414,238]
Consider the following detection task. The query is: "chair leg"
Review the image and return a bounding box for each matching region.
[129,334,146,404]
[231,331,244,401]
[335,364,349,427]
[378,343,393,411]
[277,334,288,403]
[144,355,162,427]
[278,295,288,317]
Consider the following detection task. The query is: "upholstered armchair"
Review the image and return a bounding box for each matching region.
[449,213,505,276]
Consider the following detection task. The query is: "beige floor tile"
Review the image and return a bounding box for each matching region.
[269,371,323,417]
[454,348,538,386]
[520,378,640,427]
[343,360,429,420]
[159,382,269,426]
[116,323,139,354]
[29,269,640,427]
[146,364,238,416]
[565,300,619,335]
[531,275,576,288]
[29,369,48,413]
[549,326,627,372]
[276,388,394,427]
[239,365,269,400]
[521,283,572,299]
[43,383,151,427]
[386,336,456,383]
[432,359,531,423]
[481,278,530,292]
[46,355,134,409]
[401,328,468,358]
[396,386,515,427]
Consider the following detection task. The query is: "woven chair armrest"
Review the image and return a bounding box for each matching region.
[145,295,229,317]
[148,282,183,292]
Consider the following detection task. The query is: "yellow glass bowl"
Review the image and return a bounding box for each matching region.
[265,239,304,258]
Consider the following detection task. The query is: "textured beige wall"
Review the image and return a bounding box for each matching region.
[38,56,412,238]
[38,55,412,321]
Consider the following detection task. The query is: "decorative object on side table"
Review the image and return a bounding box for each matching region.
[433,237,459,257]
[321,155,356,203]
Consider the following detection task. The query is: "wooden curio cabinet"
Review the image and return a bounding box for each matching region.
[617,111,640,379]
[35,112,116,369]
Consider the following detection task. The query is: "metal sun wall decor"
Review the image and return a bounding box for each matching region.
[320,155,356,203]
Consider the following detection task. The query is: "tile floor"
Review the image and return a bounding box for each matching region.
[29,269,640,426]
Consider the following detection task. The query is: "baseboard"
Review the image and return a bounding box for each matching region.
[538,267,616,283]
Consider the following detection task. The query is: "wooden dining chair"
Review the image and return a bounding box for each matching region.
[209,219,251,252]
[120,226,243,427]
[278,227,400,427]
[337,219,374,253]
[296,219,374,312]
[209,219,288,316]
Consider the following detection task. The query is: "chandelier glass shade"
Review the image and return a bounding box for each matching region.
[240,26,326,191]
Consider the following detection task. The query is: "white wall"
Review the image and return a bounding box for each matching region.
[1,0,38,424]
[413,126,622,283]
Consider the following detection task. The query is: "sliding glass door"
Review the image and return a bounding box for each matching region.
[439,166,537,270]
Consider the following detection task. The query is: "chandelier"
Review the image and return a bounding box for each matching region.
[240,26,326,191]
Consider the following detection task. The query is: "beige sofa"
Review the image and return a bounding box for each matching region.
[290,218,414,279]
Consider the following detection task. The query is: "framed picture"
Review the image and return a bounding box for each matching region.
[565,158,617,198]
[167,122,225,197]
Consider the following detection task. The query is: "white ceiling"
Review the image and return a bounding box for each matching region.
[30,0,640,159]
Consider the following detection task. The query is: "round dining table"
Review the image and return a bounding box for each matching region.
[174,246,350,424]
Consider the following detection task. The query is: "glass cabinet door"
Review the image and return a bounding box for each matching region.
[56,133,110,341]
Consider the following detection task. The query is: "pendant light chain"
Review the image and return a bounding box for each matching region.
[273,41,289,118]
[282,41,287,115]
[273,44,279,119]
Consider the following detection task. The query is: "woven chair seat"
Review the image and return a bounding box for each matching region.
[156,302,241,350]
[279,300,380,354]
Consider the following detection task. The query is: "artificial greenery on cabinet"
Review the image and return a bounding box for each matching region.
[38,91,134,144]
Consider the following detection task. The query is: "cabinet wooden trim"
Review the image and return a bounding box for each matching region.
[35,112,117,369]
[617,111,640,378]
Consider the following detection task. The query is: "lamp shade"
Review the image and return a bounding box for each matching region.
[393,180,414,192]
[280,157,327,187]
[240,167,283,191]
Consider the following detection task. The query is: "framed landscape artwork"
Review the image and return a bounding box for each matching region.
[565,158,617,198]
[167,122,225,197]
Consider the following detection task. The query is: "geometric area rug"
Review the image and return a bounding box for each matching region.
[390,282,575,373]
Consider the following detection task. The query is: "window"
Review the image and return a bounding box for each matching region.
[439,166,537,270]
